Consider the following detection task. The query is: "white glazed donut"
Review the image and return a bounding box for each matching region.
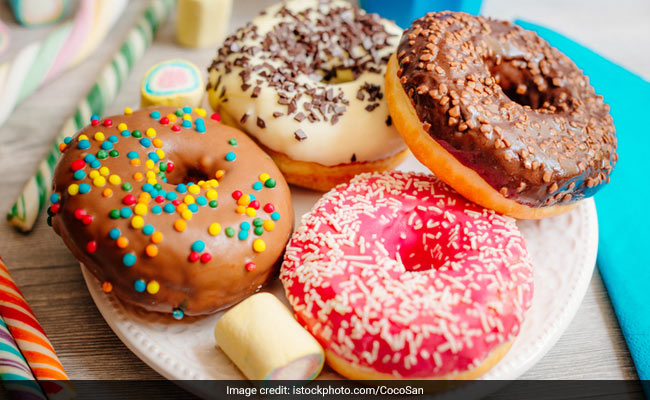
[207,0,408,191]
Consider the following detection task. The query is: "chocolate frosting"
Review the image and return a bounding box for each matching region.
[51,107,293,316]
[396,12,617,207]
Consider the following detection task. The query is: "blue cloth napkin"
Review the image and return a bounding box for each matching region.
[515,20,650,386]
[359,0,481,27]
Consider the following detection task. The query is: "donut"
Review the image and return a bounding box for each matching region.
[385,12,617,219]
[49,106,294,317]
[206,0,408,192]
[280,171,533,380]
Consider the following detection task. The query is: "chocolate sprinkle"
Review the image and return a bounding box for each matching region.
[294,129,308,141]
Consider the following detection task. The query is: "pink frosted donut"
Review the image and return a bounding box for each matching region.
[280,171,534,380]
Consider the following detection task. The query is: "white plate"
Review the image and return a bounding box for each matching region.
[81,155,598,396]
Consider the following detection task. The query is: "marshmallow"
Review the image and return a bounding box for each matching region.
[214,293,324,381]
[176,0,232,48]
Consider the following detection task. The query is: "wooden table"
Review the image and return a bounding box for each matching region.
[0,0,647,386]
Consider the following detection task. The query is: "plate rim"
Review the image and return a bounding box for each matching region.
[81,198,598,389]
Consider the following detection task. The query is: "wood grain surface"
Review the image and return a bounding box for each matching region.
[0,0,648,394]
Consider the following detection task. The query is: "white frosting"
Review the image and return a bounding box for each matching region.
[207,0,406,166]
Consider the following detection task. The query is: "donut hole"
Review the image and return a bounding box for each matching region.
[487,59,558,111]
[165,165,211,185]
[360,212,443,273]
[396,241,438,273]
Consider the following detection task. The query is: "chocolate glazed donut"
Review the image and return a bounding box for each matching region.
[387,12,617,217]
[50,107,293,317]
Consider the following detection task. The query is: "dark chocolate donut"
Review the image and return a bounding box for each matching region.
[394,12,616,208]
[49,106,293,317]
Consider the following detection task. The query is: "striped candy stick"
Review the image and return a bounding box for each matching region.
[0,0,128,127]
[0,316,48,400]
[6,0,176,233]
[0,20,10,56]
[0,258,73,400]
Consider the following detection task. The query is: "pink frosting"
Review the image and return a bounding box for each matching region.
[280,172,534,378]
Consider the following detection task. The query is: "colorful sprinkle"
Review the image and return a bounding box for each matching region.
[253,239,266,253]
[245,262,256,271]
[134,279,146,292]
[271,212,281,221]
[86,241,98,253]
[147,281,160,294]
[79,183,91,194]
[173,309,184,320]
[102,282,113,293]
[131,216,144,229]
[109,228,121,240]
[263,220,275,231]
[120,207,133,218]
[68,184,79,196]
[208,223,221,236]
[123,253,136,267]
[151,231,163,244]
[145,244,158,258]
[142,224,155,235]
[225,152,236,161]
[174,220,187,232]
[192,240,206,253]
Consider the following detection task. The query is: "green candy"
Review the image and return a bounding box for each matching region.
[109,150,119,157]
[209,200,218,208]
[159,162,167,172]
[228,138,237,146]
[264,178,276,188]
[253,218,263,227]
[132,130,142,138]
[254,226,264,236]
[122,182,132,191]
[109,209,120,219]
[96,150,109,160]
[225,227,235,237]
